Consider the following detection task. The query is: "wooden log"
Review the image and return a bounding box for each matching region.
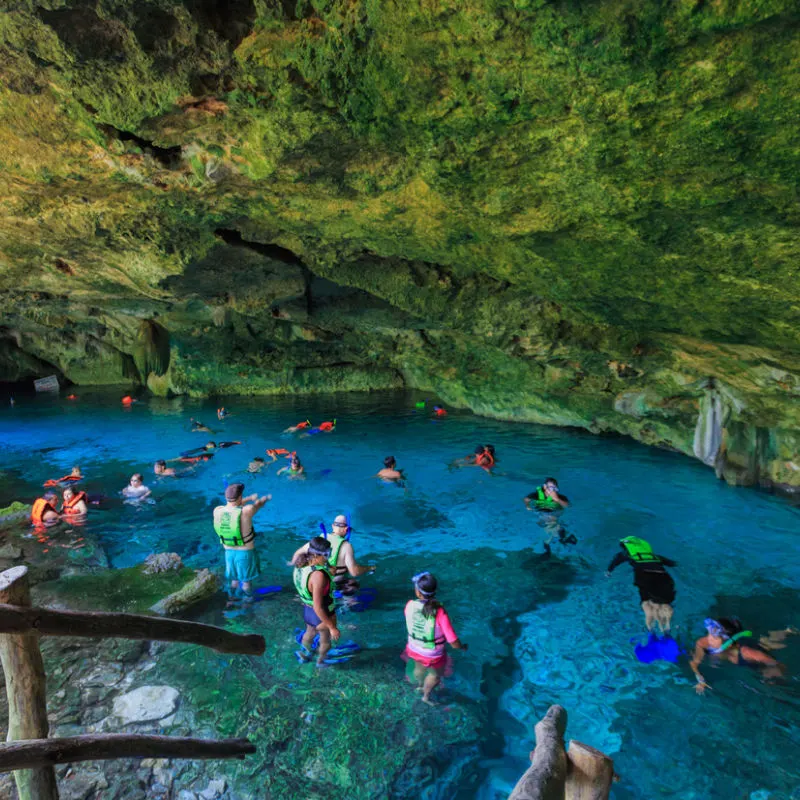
[0,602,265,655]
[565,740,614,800]
[0,566,59,800]
[0,734,255,772]
[508,704,569,800]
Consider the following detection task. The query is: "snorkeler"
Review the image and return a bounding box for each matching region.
[284,420,311,433]
[524,478,569,511]
[404,572,468,705]
[247,456,266,474]
[61,487,88,518]
[213,483,271,606]
[606,537,677,634]
[451,444,496,471]
[432,405,447,417]
[305,420,336,436]
[190,418,216,434]
[31,492,60,526]
[376,456,404,483]
[293,536,340,665]
[277,454,305,479]
[154,460,177,477]
[292,515,376,596]
[217,407,234,420]
[122,474,152,501]
[43,466,83,488]
[690,617,788,694]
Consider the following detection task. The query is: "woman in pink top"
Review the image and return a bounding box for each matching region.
[404,572,468,705]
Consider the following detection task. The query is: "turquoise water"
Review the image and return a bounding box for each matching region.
[1,389,799,799]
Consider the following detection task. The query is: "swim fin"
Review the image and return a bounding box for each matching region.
[633,632,683,664]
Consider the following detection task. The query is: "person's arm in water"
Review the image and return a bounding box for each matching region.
[139,485,152,500]
[690,637,711,693]
[290,542,310,566]
[656,555,678,567]
[739,646,784,679]
[341,541,376,578]
[523,492,535,510]
[276,466,288,476]
[605,551,628,577]
[309,571,340,640]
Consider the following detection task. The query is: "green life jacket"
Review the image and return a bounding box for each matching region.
[214,506,245,547]
[405,599,445,650]
[620,536,661,564]
[293,564,335,612]
[328,534,347,577]
[534,486,562,511]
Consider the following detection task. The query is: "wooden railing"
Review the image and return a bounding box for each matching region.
[508,705,614,800]
[0,566,264,800]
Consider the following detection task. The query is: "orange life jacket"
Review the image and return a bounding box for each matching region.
[434,408,447,417]
[266,448,291,456]
[476,449,495,468]
[121,396,133,405]
[319,421,335,431]
[43,473,81,488]
[31,498,57,524]
[61,491,87,515]
[296,420,311,429]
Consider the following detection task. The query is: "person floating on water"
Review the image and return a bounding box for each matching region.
[524,477,575,551]
[292,515,376,597]
[122,474,152,501]
[432,405,447,417]
[451,444,496,471]
[213,483,271,607]
[293,536,340,666]
[606,537,676,634]
[248,456,266,474]
[217,407,233,420]
[277,454,305,479]
[284,419,311,433]
[305,420,336,436]
[376,456,404,483]
[690,617,790,695]
[61,487,88,518]
[31,492,60,526]
[181,441,241,460]
[44,466,83,488]
[154,459,177,477]
[190,418,215,434]
[404,572,467,706]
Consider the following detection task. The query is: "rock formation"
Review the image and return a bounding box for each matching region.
[1,2,799,490]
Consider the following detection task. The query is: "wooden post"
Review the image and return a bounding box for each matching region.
[508,704,568,800]
[0,566,59,800]
[565,741,614,800]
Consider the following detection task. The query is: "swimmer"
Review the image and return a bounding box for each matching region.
[44,466,83,487]
[284,419,311,433]
[404,572,467,705]
[121,473,152,501]
[31,492,60,526]
[247,456,266,474]
[292,515,376,596]
[451,444,496,471]
[305,420,336,435]
[190,418,216,434]
[606,537,676,634]
[376,456,404,483]
[690,617,788,694]
[524,478,569,511]
[293,536,340,666]
[432,405,447,417]
[217,407,234,420]
[154,459,177,477]
[61,486,88,518]
[277,454,305,479]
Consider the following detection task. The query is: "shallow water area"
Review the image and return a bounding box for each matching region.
[1,389,800,799]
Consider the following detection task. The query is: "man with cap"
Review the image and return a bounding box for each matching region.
[213,483,270,605]
[291,514,376,596]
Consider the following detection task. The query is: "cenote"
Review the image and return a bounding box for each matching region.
[1,389,799,799]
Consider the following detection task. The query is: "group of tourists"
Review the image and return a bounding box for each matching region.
[25,405,795,704]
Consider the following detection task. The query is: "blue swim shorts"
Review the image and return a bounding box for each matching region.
[224,548,260,583]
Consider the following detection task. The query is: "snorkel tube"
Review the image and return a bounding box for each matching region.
[704,618,753,654]
[319,514,352,541]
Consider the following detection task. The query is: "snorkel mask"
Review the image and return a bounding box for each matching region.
[412,571,435,597]
[704,618,752,654]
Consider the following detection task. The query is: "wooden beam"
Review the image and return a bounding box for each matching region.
[565,741,614,800]
[508,704,569,800]
[0,603,265,655]
[0,566,59,800]
[0,734,255,772]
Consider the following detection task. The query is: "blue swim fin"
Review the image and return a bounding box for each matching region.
[633,632,683,664]
[328,641,360,657]
[295,629,320,650]
[255,585,282,596]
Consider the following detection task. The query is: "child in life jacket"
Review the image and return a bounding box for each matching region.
[404,572,467,705]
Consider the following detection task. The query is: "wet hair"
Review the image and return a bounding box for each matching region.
[225,483,244,501]
[486,445,496,456]
[252,457,265,464]
[384,456,396,468]
[415,573,441,618]
[544,477,558,487]
[131,473,143,482]
[63,487,74,496]
[155,460,166,468]
[718,617,744,638]
[474,445,486,455]
[296,536,331,568]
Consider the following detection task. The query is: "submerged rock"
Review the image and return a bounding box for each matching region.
[112,686,180,725]
[143,552,184,575]
[149,568,218,616]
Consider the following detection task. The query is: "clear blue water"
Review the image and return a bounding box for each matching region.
[1,389,799,799]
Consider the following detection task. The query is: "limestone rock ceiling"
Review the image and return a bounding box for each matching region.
[1,0,799,489]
